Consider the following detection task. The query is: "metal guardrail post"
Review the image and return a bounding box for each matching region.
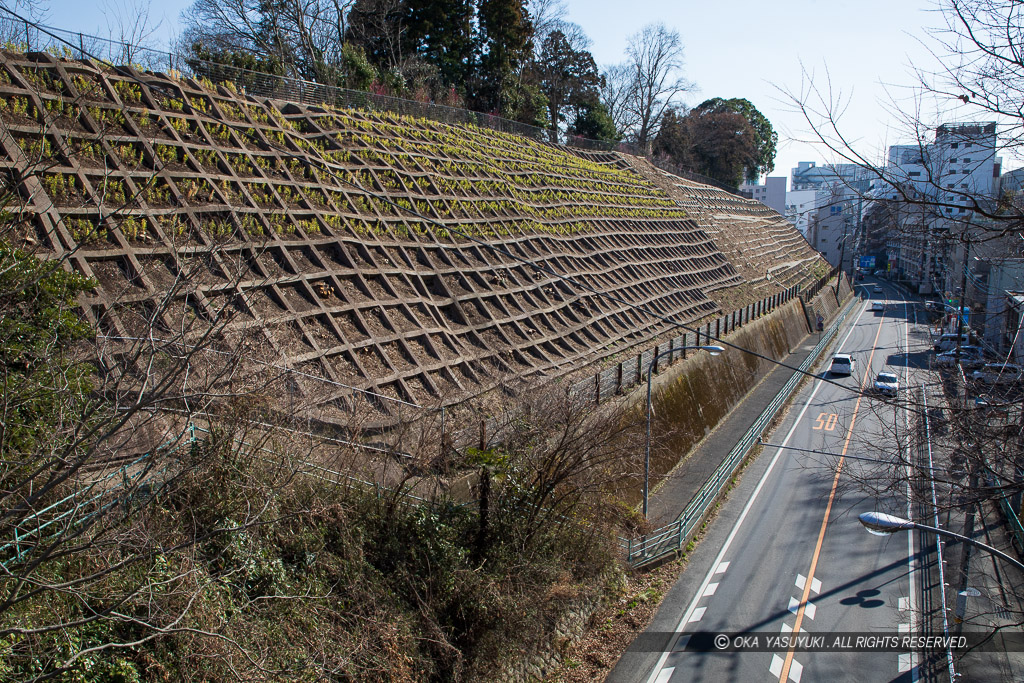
[624,295,857,566]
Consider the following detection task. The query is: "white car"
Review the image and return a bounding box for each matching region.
[873,372,899,397]
[830,353,854,376]
[971,363,1023,385]
[871,301,885,312]
[933,346,985,368]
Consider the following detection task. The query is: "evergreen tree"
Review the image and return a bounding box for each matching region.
[567,101,620,142]
[654,105,759,188]
[404,0,476,89]
[475,0,534,117]
[691,97,778,181]
[537,29,602,142]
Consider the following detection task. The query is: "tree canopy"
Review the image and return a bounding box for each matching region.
[536,28,602,141]
[179,0,780,166]
[692,97,777,181]
[653,104,763,188]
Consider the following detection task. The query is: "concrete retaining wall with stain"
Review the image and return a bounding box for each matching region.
[636,297,814,501]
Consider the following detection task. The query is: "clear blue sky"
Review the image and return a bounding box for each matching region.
[36,0,1006,185]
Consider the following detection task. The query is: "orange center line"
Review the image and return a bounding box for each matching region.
[778,312,885,682]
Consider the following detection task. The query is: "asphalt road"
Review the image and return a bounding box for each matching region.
[611,280,932,683]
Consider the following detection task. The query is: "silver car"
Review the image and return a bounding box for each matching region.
[830,353,854,376]
[934,346,985,369]
[971,363,1023,385]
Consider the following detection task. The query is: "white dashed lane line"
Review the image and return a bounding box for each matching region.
[653,667,675,683]
[687,607,707,623]
[715,561,730,574]
[795,574,821,594]
[898,618,914,674]
[787,597,816,620]
[770,654,803,682]
[702,583,719,598]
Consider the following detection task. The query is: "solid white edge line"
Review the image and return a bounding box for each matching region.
[903,297,920,682]
[643,305,869,683]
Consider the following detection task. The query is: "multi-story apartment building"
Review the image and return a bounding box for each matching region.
[739,176,786,214]
[883,122,1002,295]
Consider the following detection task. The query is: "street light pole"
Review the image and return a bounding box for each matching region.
[858,511,1024,572]
[644,344,724,519]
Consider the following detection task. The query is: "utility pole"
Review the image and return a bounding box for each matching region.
[954,239,970,362]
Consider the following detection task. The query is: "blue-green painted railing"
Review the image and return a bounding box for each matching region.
[0,423,196,566]
[621,295,858,566]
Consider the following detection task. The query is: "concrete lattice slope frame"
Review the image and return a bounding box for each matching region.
[0,51,824,427]
[628,157,828,310]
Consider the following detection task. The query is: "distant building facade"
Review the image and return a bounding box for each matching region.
[739,176,787,214]
[785,189,817,238]
[791,162,876,272]
[885,122,1003,295]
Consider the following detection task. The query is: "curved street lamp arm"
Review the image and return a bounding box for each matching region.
[912,521,1024,573]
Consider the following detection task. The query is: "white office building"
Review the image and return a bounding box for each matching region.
[885,122,1002,293]
[739,176,787,214]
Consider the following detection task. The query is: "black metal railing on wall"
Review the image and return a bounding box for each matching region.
[568,284,802,406]
[799,265,842,302]
[5,19,743,196]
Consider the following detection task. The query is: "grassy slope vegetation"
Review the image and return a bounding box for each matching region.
[0,51,745,421]
[0,55,827,680]
[0,242,633,682]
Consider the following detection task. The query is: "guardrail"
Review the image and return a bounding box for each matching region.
[997,495,1024,555]
[621,294,858,566]
[0,423,195,567]
[921,388,957,682]
[569,285,801,407]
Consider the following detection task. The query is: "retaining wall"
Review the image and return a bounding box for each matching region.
[638,298,812,494]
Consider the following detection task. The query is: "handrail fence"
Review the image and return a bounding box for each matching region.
[5,18,743,196]
[620,294,858,566]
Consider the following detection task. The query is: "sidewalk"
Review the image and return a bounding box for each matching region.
[921,381,1024,682]
[645,327,829,527]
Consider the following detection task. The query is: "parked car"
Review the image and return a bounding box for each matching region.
[975,395,1012,417]
[933,333,975,352]
[934,346,986,369]
[873,372,899,397]
[830,353,854,376]
[871,301,886,312]
[971,362,1024,385]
